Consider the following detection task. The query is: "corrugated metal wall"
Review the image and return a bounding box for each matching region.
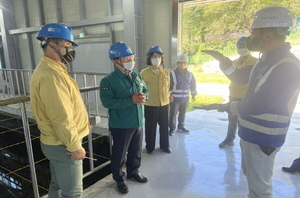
[0,0,178,74]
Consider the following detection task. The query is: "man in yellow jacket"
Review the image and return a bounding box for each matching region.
[30,23,90,198]
[218,37,258,148]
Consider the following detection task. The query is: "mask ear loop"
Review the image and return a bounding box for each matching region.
[113,58,130,75]
[47,40,70,64]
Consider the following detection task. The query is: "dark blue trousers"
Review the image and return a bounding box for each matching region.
[109,127,143,183]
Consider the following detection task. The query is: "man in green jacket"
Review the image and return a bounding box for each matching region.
[100,42,149,194]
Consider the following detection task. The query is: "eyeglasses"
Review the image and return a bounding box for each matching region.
[123,55,135,61]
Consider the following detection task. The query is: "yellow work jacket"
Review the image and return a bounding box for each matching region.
[140,66,170,106]
[30,56,90,152]
[229,55,258,98]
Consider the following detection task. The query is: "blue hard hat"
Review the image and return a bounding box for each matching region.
[146,46,163,55]
[236,37,247,48]
[36,23,78,46]
[109,42,135,59]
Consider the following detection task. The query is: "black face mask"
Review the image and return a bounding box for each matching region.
[61,47,76,64]
[245,36,262,52]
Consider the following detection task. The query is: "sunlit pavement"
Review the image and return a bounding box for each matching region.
[83,84,300,198]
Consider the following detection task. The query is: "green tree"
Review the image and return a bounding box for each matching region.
[182,0,300,56]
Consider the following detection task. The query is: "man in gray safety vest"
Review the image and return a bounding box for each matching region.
[203,6,300,198]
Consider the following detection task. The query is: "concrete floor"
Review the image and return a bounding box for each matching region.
[82,107,300,198]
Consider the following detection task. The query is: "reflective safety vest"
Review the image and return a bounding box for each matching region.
[170,68,197,101]
[237,57,300,147]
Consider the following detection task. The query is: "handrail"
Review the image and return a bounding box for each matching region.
[0,96,30,106]
[0,96,39,198]
[0,86,110,198]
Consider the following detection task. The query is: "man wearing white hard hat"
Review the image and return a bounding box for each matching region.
[203,6,300,198]
[169,54,197,135]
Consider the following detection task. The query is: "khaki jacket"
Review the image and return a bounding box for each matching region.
[140,66,170,106]
[229,55,258,98]
[30,56,90,152]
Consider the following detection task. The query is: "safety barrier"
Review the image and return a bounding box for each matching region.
[0,69,111,197]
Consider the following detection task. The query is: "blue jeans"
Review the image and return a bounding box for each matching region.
[40,142,83,198]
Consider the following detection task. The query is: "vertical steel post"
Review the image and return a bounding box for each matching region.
[20,101,39,198]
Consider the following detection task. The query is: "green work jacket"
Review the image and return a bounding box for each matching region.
[100,68,148,128]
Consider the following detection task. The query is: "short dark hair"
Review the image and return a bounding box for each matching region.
[146,52,165,66]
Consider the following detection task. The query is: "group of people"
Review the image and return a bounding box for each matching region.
[201,6,300,198]
[30,22,197,196]
[29,5,300,198]
[100,43,197,193]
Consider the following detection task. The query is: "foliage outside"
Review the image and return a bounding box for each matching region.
[182,0,300,66]
[182,1,300,112]
[187,94,226,112]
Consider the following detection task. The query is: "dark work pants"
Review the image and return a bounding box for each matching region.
[226,97,242,141]
[109,127,143,183]
[144,105,170,152]
[169,99,189,130]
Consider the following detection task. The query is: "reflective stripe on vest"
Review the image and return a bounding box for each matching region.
[238,117,289,135]
[240,57,300,135]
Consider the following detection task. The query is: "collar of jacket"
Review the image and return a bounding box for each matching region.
[42,56,68,71]
[262,42,292,64]
[114,67,135,79]
[145,66,165,74]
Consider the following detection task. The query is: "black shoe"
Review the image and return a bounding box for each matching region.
[146,149,153,154]
[178,127,189,133]
[282,157,300,173]
[219,139,234,148]
[127,173,148,183]
[169,129,175,136]
[161,148,172,153]
[117,182,128,194]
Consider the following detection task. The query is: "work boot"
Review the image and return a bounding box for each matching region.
[169,128,175,136]
[178,126,189,133]
[282,157,300,173]
[219,138,234,148]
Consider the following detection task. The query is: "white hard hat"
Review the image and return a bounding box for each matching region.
[177,54,188,62]
[251,6,293,29]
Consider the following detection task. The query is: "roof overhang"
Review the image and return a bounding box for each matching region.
[179,0,240,8]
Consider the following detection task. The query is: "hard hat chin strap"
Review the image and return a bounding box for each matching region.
[47,40,74,64]
[113,59,130,75]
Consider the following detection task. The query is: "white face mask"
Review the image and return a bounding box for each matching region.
[151,58,161,66]
[237,48,250,57]
[123,61,135,71]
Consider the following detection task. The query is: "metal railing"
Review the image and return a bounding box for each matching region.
[0,69,111,197]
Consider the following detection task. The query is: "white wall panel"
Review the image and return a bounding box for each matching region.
[61,0,80,22]
[86,0,109,19]
[112,22,124,42]
[13,1,26,29]
[143,0,171,69]
[71,42,112,73]
[86,24,109,35]
[43,0,58,24]
[27,0,41,26]
[17,34,31,69]
[112,0,123,15]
